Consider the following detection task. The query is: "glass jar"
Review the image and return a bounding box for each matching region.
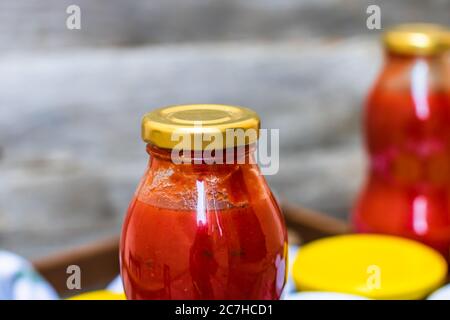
[353,24,450,258]
[120,104,287,299]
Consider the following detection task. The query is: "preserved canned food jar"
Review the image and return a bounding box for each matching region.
[353,24,450,258]
[120,104,287,300]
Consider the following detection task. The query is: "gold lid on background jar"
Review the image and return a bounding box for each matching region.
[383,23,450,56]
[141,104,260,150]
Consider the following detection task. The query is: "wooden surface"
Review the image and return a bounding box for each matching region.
[282,202,350,243]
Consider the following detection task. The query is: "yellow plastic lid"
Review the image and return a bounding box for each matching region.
[293,234,447,300]
[68,290,126,300]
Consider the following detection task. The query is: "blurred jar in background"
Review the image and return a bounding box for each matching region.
[353,24,450,258]
[121,105,287,300]
[445,33,450,88]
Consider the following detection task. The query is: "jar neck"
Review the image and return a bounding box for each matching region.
[378,50,449,91]
[384,50,447,69]
[145,143,258,172]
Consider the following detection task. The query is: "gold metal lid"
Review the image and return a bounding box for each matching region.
[141,104,260,150]
[443,31,450,49]
[383,23,450,56]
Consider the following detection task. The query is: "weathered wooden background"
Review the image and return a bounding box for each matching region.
[0,0,448,258]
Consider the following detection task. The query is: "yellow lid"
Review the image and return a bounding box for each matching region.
[293,234,447,300]
[68,290,126,300]
[383,23,450,56]
[141,104,260,150]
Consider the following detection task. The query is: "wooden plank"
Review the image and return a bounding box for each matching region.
[282,201,350,243]
[32,236,120,297]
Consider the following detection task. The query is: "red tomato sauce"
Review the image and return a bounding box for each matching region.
[121,199,286,299]
[120,145,287,299]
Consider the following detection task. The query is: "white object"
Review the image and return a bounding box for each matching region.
[0,250,58,300]
[428,284,450,300]
[107,275,124,294]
